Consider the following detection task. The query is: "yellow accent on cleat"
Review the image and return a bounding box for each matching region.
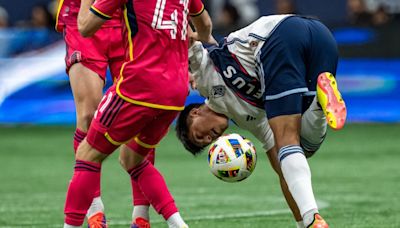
[317,72,347,130]
[306,213,329,228]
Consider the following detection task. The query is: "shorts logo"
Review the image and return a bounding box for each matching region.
[211,85,225,98]
[69,51,82,65]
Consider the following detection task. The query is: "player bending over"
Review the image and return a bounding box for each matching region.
[176,15,346,228]
[62,0,214,227]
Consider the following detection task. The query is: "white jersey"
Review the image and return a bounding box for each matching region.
[189,41,274,151]
[189,15,292,151]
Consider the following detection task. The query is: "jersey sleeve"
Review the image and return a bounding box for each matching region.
[189,41,215,98]
[90,0,126,20]
[189,0,205,17]
[251,119,275,151]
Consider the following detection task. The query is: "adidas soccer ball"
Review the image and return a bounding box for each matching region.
[208,133,257,182]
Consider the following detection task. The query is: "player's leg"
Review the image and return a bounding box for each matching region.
[122,109,188,228]
[108,27,154,226]
[301,18,344,157]
[120,146,154,227]
[300,96,327,158]
[64,138,111,228]
[267,147,303,227]
[69,63,104,145]
[64,26,109,226]
[268,112,324,228]
[64,26,107,152]
[259,16,329,227]
[64,86,127,227]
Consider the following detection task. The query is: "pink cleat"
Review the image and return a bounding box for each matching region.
[306,213,329,228]
[317,72,347,130]
[87,212,107,228]
[131,217,151,228]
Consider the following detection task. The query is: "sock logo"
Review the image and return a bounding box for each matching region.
[246,115,256,121]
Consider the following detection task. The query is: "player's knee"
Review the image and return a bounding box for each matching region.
[75,140,107,163]
[300,135,325,158]
[77,111,95,130]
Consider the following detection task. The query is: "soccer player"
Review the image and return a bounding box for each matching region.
[176,15,347,228]
[63,0,214,227]
[55,0,126,225]
[57,0,159,226]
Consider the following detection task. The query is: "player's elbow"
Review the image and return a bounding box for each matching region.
[78,23,92,37]
[77,17,93,37]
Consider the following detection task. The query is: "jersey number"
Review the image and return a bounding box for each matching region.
[151,0,189,40]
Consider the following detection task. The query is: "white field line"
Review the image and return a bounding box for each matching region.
[0,200,329,227]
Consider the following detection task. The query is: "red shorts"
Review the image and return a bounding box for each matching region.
[87,85,179,155]
[63,26,125,81]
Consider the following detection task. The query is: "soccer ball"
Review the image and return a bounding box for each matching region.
[208,133,257,182]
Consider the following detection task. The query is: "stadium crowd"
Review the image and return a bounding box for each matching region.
[0,0,399,57]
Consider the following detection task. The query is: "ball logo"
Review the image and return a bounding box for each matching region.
[216,150,230,164]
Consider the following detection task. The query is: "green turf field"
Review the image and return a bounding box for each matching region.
[0,124,399,227]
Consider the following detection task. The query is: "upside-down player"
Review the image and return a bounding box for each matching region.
[62,0,215,227]
[176,15,347,228]
[56,0,160,226]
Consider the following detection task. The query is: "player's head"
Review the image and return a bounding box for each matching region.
[176,103,229,155]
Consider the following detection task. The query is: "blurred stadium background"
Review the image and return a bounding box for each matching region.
[0,0,399,227]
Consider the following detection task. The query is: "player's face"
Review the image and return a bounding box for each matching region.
[188,109,228,148]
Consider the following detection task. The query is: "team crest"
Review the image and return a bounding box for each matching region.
[69,51,82,65]
[211,85,225,98]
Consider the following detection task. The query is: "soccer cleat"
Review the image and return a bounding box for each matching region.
[87,212,107,228]
[306,213,329,228]
[317,72,347,130]
[131,217,151,228]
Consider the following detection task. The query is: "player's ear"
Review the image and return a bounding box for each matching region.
[189,108,200,117]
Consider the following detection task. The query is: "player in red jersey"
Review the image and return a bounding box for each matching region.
[56,0,158,226]
[63,0,214,227]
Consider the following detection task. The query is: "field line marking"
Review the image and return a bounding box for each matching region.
[0,200,329,227]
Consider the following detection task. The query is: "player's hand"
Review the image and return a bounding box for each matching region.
[189,73,197,90]
[200,34,218,45]
[190,31,217,45]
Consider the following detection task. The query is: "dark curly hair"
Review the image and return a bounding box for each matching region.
[175,103,207,155]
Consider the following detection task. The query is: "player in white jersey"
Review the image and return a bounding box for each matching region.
[176,15,347,228]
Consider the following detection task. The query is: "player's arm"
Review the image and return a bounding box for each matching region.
[78,0,124,37]
[77,0,102,37]
[189,0,217,45]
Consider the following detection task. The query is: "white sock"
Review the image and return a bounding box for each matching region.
[86,196,104,218]
[301,97,327,154]
[167,212,188,228]
[132,205,150,221]
[303,209,319,227]
[279,146,318,217]
[64,224,80,228]
[296,220,305,228]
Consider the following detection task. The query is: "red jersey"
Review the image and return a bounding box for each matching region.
[55,0,122,32]
[92,0,204,111]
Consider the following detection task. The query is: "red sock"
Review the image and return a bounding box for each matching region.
[64,160,101,226]
[132,150,155,206]
[128,160,178,220]
[73,129,87,153]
